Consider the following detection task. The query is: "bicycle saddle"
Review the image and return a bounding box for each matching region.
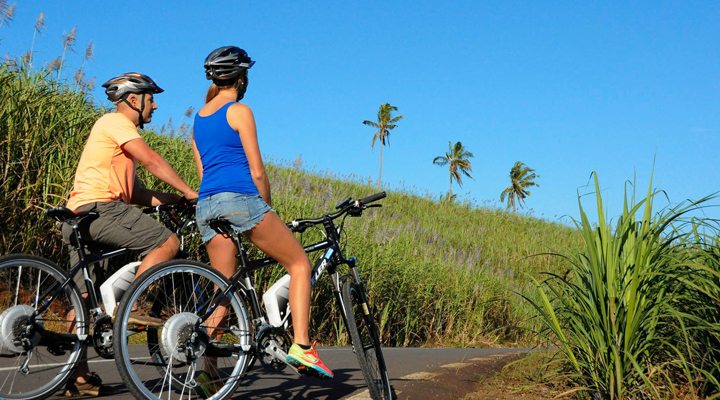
[207,218,235,236]
[47,206,98,224]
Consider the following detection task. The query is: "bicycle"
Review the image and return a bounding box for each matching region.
[113,192,394,400]
[0,199,195,400]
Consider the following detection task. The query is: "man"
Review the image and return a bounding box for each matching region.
[61,72,197,397]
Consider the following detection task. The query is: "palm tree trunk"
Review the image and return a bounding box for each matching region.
[448,174,453,199]
[378,145,383,187]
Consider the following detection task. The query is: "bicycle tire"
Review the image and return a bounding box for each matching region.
[0,254,88,400]
[342,278,394,400]
[113,259,251,400]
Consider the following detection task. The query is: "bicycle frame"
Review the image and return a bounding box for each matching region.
[109,192,392,400]
[33,246,129,323]
[37,202,195,335]
[199,214,360,343]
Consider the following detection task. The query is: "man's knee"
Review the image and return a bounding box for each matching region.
[159,234,180,254]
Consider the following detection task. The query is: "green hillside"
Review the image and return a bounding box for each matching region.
[0,64,581,347]
[6,61,719,398]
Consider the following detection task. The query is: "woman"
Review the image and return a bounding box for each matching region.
[191,46,333,383]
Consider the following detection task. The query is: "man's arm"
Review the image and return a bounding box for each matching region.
[131,177,185,207]
[122,138,198,203]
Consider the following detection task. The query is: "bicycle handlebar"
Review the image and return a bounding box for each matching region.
[142,198,197,234]
[287,192,386,233]
[357,191,386,206]
[142,197,197,215]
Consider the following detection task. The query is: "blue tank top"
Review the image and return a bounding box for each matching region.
[193,102,259,199]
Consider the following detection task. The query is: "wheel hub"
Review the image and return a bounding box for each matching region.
[0,305,42,355]
[161,312,207,363]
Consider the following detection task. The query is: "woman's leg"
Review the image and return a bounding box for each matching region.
[245,211,312,345]
[204,234,237,337]
[201,234,237,381]
[206,234,237,279]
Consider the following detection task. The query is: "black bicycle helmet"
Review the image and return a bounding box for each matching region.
[101,72,164,103]
[204,46,254,83]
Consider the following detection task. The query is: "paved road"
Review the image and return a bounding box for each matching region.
[46,346,525,399]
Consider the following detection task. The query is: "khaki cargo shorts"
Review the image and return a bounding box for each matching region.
[61,201,173,291]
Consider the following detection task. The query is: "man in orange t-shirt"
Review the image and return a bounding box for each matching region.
[62,72,197,396]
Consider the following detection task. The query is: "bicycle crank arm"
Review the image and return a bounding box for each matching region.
[262,339,301,375]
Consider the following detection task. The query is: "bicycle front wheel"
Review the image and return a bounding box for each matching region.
[113,259,251,400]
[342,278,393,400]
[0,254,88,400]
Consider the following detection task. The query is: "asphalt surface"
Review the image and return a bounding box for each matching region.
[44,346,526,399]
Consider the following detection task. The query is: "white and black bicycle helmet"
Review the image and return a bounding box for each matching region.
[101,72,163,128]
[102,72,164,103]
[204,46,254,83]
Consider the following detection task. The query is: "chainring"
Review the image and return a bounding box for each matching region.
[257,327,292,372]
[92,315,114,359]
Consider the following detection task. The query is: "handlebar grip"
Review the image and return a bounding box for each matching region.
[358,191,386,205]
[287,220,307,233]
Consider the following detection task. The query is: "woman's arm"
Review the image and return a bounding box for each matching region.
[227,103,271,206]
[190,131,204,181]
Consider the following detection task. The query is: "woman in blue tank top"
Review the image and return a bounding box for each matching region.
[191,46,334,386]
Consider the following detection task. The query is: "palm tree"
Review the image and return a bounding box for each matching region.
[363,103,403,187]
[432,141,473,201]
[500,161,539,211]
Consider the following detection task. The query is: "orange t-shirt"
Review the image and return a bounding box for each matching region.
[66,113,141,211]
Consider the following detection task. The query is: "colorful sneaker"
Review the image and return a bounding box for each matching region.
[286,341,334,379]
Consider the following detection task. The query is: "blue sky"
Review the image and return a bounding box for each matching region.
[2,2,718,224]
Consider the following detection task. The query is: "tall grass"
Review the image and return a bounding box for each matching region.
[1,63,583,347]
[0,63,102,256]
[526,174,719,399]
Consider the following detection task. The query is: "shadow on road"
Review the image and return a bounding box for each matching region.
[232,367,362,399]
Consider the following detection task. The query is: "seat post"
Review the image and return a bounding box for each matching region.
[72,223,89,265]
[233,235,250,269]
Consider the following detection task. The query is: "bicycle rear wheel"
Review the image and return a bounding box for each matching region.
[113,259,251,400]
[342,278,393,400]
[0,254,87,400]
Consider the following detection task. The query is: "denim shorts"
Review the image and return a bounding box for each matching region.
[196,192,271,243]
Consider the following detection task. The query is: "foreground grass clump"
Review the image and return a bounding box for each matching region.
[1,64,582,347]
[527,174,720,399]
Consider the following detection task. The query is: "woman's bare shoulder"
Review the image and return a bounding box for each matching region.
[227,102,256,130]
[228,102,254,116]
